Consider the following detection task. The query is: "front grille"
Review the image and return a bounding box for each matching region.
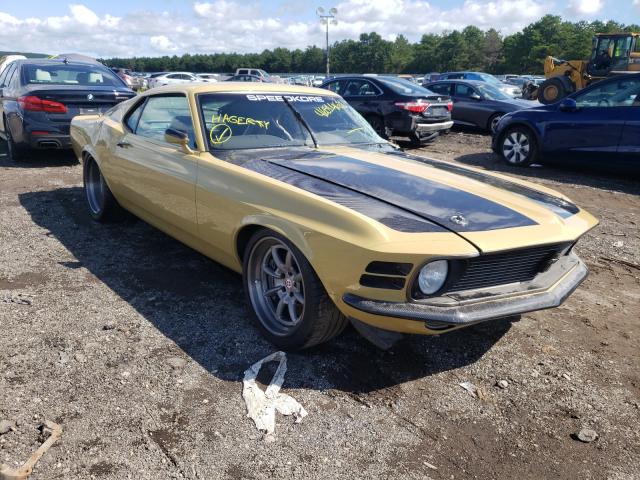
[446,243,569,292]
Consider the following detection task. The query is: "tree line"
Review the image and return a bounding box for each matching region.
[103,15,640,74]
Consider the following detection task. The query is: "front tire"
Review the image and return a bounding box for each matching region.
[499,127,538,167]
[83,156,122,222]
[243,230,348,350]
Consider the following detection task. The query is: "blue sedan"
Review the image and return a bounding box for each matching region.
[492,74,640,170]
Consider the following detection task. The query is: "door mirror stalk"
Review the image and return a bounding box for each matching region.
[164,128,194,154]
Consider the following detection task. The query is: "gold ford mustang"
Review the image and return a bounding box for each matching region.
[70,83,598,350]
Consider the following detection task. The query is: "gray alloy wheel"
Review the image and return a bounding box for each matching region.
[243,229,349,350]
[500,128,535,166]
[85,158,106,216]
[82,156,122,222]
[246,236,306,337]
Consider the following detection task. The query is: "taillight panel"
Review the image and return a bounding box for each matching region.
[394,100,430,113]
[18,96,68,114]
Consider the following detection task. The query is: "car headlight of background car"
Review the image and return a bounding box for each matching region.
[417,260,449,295]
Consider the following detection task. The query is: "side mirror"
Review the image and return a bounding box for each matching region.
[470,93,482,101]
[558,98,578,112]
[164,128,194,154]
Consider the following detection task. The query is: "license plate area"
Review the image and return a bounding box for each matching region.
[79,107,103,115]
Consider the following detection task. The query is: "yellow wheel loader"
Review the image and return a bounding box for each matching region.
[537,33,640,105]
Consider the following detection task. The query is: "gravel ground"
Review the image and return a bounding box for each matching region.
[1,132,639,480]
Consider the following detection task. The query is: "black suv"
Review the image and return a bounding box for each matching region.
[0,59,135,161]
[321,75,453,146]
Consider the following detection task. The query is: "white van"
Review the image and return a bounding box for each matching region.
[235,68,270,81]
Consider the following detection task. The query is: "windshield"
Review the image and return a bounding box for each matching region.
[476,83,511,101]
[376,76,435,95]
[23,63,124,86]
[199,93,382,150]
[477,73,502,85]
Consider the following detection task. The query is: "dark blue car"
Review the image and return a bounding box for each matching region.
[492,74,640,170]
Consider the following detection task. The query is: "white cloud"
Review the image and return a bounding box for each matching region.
[0,0,607,59]
[150,35,177,52]
[70,4,99,26]
[566,0,604,16]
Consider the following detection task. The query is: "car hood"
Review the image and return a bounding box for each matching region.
[505,98,539,108]
[221,145,595,253]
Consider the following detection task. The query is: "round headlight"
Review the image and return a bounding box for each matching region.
[417,260,449,295]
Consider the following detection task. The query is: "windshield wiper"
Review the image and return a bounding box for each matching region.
[282,97,318,149]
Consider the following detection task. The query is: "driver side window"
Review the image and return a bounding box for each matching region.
[575,79,640,108]
[131,95,196,147]
[454,84,476,98]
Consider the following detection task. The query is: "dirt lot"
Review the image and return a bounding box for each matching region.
[1,131,639,480]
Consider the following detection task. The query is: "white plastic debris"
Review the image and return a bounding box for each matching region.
[458,381,478,398]
[242,351,308,435]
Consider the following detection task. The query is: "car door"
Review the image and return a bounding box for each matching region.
[106,94,199,235]
[342,79,382,117]
[450,83,483,127]
[0,63,18,136]
[0,64,12,133]
[615,78,640,164]
[542,79,630,161]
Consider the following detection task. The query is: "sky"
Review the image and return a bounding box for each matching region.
[0,0,634,58]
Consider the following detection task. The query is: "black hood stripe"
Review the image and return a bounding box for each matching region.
[390,151,580,218]
[243,159,446,233]
[266,155,537,232]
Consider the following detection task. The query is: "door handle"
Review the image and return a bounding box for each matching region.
[116,141,131,148]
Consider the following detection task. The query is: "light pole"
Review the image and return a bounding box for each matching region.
[316,7,337,76]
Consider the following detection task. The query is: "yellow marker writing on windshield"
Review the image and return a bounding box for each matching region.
[210,124,233,145]
[314,102,346,118]
[212,113,270,129]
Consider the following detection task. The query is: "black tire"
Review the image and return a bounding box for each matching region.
[538,77,568,105]
[82,156,123,222]
[487,113,504,134]
[5,122,26,163]
[498,126,538,167]
[409,131,438,147]
[366,115,387,139]
[243,229,348,350]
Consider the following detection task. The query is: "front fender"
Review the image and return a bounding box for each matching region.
[236,215,314,264]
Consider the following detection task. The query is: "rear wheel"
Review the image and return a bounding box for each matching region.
[244,230,348,350]
[83,156,122,222]
[488,113,504,134]
[499,127,538,167]
[366,115,387,139]
[5,122,26,163]
[409,131,438,147]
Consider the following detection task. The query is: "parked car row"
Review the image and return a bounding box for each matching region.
[1,56,637,173]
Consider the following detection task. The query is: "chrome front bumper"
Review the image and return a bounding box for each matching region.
[343,253,588,327]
